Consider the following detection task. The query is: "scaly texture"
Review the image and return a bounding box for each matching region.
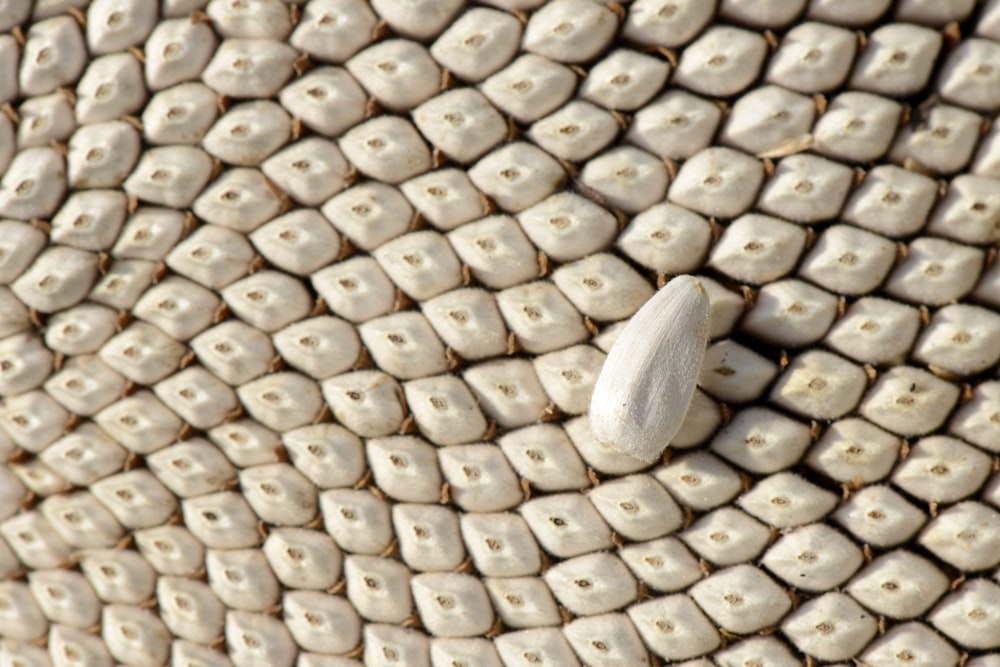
[1,0,1000,665]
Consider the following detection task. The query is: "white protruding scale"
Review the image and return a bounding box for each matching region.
[589,275,710,462]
